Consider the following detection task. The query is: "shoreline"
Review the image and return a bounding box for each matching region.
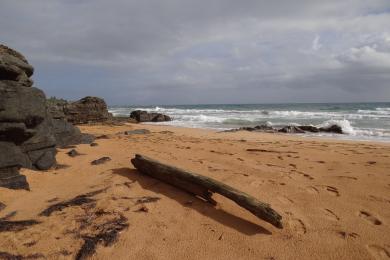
[1,122,389,259]
[133,122,390,146]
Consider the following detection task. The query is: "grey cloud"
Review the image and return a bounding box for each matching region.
[0,0,389,104]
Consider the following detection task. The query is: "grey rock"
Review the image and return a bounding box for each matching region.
[0,45,56,189]
[319,124,343,134]
[298,125,320,133]
[51,118,94,148]
[64,96,110,124]
[91,157,111,165]
[130,110,171,123]
[35,149,56,170]
[278,126,305,133]
[0,167,29,190]
[67,149,80,157]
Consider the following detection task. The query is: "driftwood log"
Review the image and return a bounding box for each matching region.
[131,154,283,228]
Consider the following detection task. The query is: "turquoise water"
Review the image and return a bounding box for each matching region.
[109,102,390,142]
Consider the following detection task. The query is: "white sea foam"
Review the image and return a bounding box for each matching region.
[317,119,356,135]
[108,104,390,142]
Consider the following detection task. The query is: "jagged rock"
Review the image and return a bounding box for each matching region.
[319,125,343,134]
[91,157,111,165]
[130,110,171,123]
[224,124,276,133]
[47,97,95,148]
[64,96,111,124]
[298,125,320,133]
[51,118,94,148]
[0,167,29,190]
[278,126,305,133]
[226,123,343,135]
[0,45,56,189]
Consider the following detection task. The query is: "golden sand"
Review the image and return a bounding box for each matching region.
[1,123,389,259]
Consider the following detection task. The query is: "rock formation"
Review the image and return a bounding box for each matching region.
[47,98,94,148]
[130,110,171,123]
[64,96,111,124]
[0,44,56,189]
[278,126,305,133]
[226,124,344,134]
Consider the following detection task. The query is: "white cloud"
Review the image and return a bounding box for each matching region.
[312,35,322,51]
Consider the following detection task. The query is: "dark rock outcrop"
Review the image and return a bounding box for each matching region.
[47,97,95,148]
[319,124,343,134]
[130,110,171,123]
[278,126,305,133]
[64,96,111,124]
[224,124,276,133]
[0,45,57,189]
[225,124,344,135]
[298,125,320,133]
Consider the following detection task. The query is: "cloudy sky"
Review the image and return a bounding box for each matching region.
[1,0,390,105]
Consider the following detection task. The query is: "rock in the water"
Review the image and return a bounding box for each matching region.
[130,110,171,123]
[0,45,57,189]
[298,125,320,133]
[0,202,5,211]
[224,124,276,133]
[90,142,98,147]
[278,126,305,133]
[91,157,111,165]
[226,123,343,135]
[319,124,343,134]
[64,96,111,124]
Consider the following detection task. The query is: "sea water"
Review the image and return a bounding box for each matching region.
[109,103,390,142]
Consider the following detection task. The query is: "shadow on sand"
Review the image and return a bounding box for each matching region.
[112,167,272,236]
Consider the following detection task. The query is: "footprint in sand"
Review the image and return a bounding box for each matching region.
[306,186,320,195]
[335,176,358,181]
[359,211,382,225]
[368,195,390,204]
[285,212,307,235]
[289,218,307,235]
[367,245,390,259]
[294,170,314,180]
[337,231,359,239]
[277,196,294,205]
[316,185,340,196]
[323,208,340,221]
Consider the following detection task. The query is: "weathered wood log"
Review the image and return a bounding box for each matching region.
[131,154,283,228]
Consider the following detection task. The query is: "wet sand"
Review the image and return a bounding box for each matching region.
[1,123,389,259]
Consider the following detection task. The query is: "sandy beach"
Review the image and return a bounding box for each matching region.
[0,123,389,259]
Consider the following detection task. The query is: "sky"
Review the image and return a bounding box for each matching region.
[1,0,390,105]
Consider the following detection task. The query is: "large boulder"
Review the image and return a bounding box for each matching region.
[130,110,171,123]
[64,96,111,124]
[0,45,57,189]
[47,97,95,148]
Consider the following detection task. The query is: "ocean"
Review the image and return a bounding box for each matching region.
[109,103,390,142]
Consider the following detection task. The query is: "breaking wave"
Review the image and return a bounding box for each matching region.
[109,103,390,142]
